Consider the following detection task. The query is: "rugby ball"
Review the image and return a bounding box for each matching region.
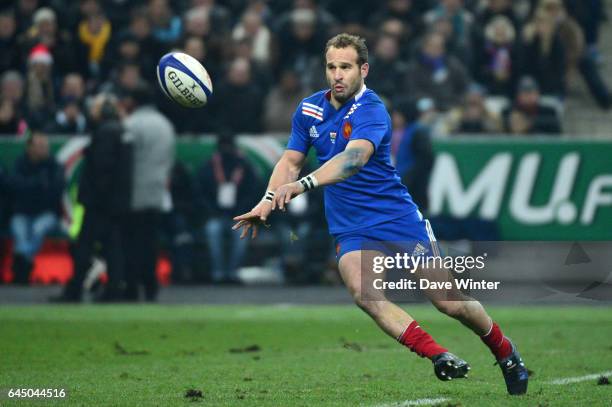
[156,52,213,108]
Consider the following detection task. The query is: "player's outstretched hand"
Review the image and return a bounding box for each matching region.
[272,182,305,211]
[232,201,272,239]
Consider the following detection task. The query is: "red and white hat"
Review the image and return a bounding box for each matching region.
[29,44,53,65]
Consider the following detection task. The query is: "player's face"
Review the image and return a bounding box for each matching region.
[325,46,368,105]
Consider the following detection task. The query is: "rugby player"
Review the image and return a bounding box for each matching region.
[233,33,528,395]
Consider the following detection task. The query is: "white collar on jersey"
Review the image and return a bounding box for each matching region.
[354,84,367,102]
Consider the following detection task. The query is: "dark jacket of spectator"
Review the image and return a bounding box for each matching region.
[211,59,264,133]
[521,12,566,96]
[10,151,64,216]
[473,16,519,98]
[77,115,132,216]
[503,104,562,134]
[502,77,562,134]
[404,54,469,112]
[0,10,20,73]
[168,161,198,223]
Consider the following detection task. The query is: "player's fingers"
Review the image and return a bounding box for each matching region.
[273,192,281,211]
[232,220,246,230]
[251,224,258,239]
[240,223,251,239]
[260,204,271,222]
[233,212,252,222]
[278,194,285,211]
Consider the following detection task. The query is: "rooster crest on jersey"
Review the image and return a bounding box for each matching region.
[157,52,213,108]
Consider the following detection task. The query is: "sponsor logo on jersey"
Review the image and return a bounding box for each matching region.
[330,132,337,144]
[302,102,323,121]
[309,125,319,138]
[343,121,352,139]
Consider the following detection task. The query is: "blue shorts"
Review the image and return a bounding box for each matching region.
[333,211,440,261]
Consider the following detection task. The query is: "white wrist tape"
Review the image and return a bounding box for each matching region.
[263,190,275,202]
[299,174,319,192]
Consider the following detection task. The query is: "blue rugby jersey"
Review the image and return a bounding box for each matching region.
[286,85,419,234]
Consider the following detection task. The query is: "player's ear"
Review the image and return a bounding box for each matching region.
[361,62,369,79]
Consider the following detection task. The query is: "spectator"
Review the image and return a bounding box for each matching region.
[9,132,64,284]
[263,70,309,133]
[54,93,131,302]
[18,7,77,78]
[277,9,326,89]
[122,8,163,68]
[211,58,264,133]
[121,83,175,301]
[473,15,519,98]
[103,32,155,84]
[0,9,20,73]
[0,71,27,136]
[275,0,337,36]
[183,35,221,86]
[563,0,604,56]
[183,6,223,64]
[424,0,474,64]
[196,133,260,284]
[189,0,232,35]
[396,98,436,212]
[76,5,112,79]
[232,10,273,67]
[521,8,565,96]
[502,76,562,134]
[539,0,612,109]
[369,0,426,40]
[25,44,55,128]
[59,73,86,105]
[537,0,582,80]
[448,84,503,133]
[474,0,521,32]
[367,35,407,102]
[14,0,40,35]
[100,61,144,97]
[50,97,87,134]
[148,0,182,47]
[376,18,414,60]
[404,31,470,111]
[230,37,274,93]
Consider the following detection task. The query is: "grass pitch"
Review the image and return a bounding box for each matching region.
[1,305,611,406]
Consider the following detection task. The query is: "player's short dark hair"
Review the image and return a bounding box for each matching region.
[325,33,368,66]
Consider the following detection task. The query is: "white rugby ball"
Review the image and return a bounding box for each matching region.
[156,52,213,108]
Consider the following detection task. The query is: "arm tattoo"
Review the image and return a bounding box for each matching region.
[339,148,367,179]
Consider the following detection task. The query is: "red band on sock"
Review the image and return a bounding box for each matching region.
[398,320,448,359]
[481,322,512,360]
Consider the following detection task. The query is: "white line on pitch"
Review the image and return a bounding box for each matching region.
[372,397,450,407]
[547,370,612,385]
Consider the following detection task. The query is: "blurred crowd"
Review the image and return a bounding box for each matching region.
[0,0,609,138]
[0,0,610,297]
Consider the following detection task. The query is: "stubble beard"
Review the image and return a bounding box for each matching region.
[330,79,361,105]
